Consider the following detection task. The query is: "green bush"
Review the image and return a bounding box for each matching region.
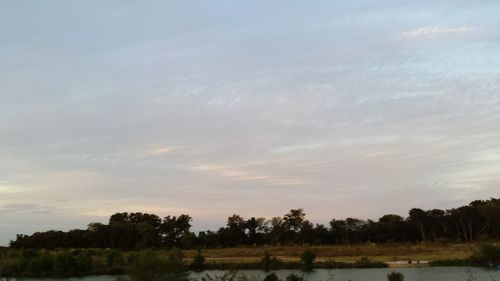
[387,271,404,281]
[300,249,316,271]
[127,250,189,281]
[7,249,21,258]
[127,251,165,281]
[201,271,238,281]
[429,259,472,266]
[21,249,38,259]
[167,249,185,269]
[75,251,93,272]
[0,260,19,277]
[128,252,138,264]
[263,273,280,281]
[27,253,54,275]
[107,250,125,267]
[53,251,77,276]
[470,244,500,266]
[0,250,96,277]
[261,251,281,271]
[352,258,388,268]
[285,274,305,281]
[190,250,205,271]
[17,256,31,272]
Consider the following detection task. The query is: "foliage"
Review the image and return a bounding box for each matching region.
[263,273,280,281]
[107,249,125,267]
[126,251,164,281]
[429,259,472,266]
[352,257,387,268]
[27,252,54,274]
[53,251,77,275]
[126,250,188,281]
[190,249,205,271]
[387,271,404,281]
[8,198,500,249]
[201,271,244,281]
[470,244,500,266]
[300,249,316,271]
[261,251,281,271]
[285,274,306,281]
[202,273,306,281]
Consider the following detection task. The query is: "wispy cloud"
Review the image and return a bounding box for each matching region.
[272,136,400,154]
[399,26,475,38]
[0,204,56,215]
[191,164,309,186]
[271,142,328,154]
[150,146,175,156]
[0,185,21,194]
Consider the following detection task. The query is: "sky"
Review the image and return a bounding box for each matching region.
[1,0,500,245]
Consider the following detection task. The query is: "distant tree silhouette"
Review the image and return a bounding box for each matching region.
[9,198,500,249]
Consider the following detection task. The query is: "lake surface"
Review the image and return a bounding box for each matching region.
[7,267,500,281]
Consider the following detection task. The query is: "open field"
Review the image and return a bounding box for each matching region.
[1,242,480,265]
[2,242,496,277]
[180,242,478,265]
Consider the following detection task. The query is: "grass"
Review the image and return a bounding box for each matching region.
[0,242,486,277]
[181,242,476,265]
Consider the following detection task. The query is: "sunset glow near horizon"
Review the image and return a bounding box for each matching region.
[1,1,500,245]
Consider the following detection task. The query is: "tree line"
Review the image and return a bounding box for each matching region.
[10,198,500,249]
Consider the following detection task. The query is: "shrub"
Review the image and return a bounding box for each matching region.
[107,250,125,267]
[128,252,138,264]
[167,248,185,270]
[300,249,316,271]
[6,249,20,258]
[470,244,500,266]
[21,249,38,259]
[285,274,305,281]
[203,272,282,281]
[0,260,20,277]
[53,251,77,276]
[201,271,238,281]
[75,251,93,273]
[263,273,280,281]
[17,257,31,272]
[27,253,54,275]
[127,251,165,281]
[261,251,281,271]
[387,271,404,281]
[127,250,188,281]
[429,259,471,266]
[352,257,388,268]
[190,250,205,271]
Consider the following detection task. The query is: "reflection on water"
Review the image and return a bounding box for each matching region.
[7,267,500,281]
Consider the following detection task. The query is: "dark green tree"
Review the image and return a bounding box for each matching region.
[300,249,316,271]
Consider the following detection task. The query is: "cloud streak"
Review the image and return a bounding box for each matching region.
[399,26,476,38]
[150,147,175,156]
[191,164,310,186]
[0,204,56,215]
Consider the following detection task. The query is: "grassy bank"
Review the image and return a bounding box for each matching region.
[182,242,476,263]
[0,242,494,277]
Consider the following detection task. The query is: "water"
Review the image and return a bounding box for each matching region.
[7,267,500,281]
